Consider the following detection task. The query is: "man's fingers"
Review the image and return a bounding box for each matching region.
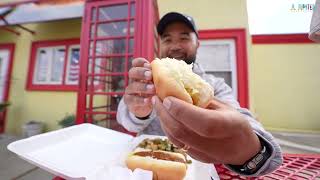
[125,82,155,95]
[205,97,232,110]
[124,94,153,117]
[153,96,191,141]
[187,148,220,164]
[154,96,215,152]
[159,125,185,148]
[124,94,150,106]
[162,96,236,138]
[132,58,150,67]
[162,126,216,163]
[187,150,211,163]
[129,67,152,81]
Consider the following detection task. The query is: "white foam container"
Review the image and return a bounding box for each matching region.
[7,123,219,180]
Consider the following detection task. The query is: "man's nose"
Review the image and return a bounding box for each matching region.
[170,41,182,51]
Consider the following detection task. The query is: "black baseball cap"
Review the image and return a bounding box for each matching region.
[157,12,198,37]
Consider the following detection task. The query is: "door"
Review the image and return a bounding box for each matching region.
[0,44,15,133]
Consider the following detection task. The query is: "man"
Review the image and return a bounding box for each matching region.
[117,12,282,176]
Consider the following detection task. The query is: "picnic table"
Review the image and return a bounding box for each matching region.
[53,153,320,180]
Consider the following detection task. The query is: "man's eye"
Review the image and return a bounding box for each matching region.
[181,37,190,41]
[163,39,171,43]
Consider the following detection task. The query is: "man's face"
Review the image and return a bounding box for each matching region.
[160,22,199,64]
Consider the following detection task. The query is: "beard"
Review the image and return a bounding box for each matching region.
[163,51,197,64]
[182,54,196,64]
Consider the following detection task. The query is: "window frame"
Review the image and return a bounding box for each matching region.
[251,34,314,44]
[26,39,80,91]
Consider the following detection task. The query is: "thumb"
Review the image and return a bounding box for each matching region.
[205,97,231,110]
[162,96,195,117]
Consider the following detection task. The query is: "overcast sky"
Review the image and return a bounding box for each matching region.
[247,0,316,34]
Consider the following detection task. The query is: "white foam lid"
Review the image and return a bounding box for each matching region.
[8,123,133,179]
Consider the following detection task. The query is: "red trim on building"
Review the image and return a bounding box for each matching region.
[252,34,314,44]
[153,0,160,58]
[134,0,142,59]
[146,0,154,61]
[0,43,15,133]
[199,29,249,108]
[26,38,80,91]
[75,1,90,125]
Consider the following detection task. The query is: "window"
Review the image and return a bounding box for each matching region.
[27,39,80,91]
[33,47,65,84]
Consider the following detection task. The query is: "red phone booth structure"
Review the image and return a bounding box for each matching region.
[76,0,159,133]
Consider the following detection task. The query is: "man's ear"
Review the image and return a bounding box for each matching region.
[196,39,200,48]
[191,33,199,48]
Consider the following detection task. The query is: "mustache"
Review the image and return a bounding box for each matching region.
[168,50,186,54]
[168,51,187,58]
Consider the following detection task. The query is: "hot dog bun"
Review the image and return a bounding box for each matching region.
[151,58,214,107]
[126,150,187,180]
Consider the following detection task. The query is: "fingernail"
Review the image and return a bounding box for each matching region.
[151,96,156,105]
[144,71,151,78]
[144,63,151,68]
[144,98,149,103]
[163,98,171,110]
[146,84,154,90]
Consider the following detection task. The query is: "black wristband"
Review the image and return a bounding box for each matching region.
[135,115,150,120]
[227,135,272,175]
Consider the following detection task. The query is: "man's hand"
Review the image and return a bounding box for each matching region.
[152,96,261,165]
[124,58,155,118]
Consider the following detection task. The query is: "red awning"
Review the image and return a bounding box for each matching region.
[0,0,84,27]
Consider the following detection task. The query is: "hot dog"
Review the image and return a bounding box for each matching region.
[126,138,191,180]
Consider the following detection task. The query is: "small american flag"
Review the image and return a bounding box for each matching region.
[68,49,80,82]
